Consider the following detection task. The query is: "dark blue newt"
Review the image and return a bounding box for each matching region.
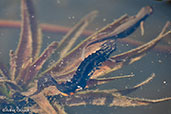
[30,6,152,97]
[30,40,116,96]
[87,6,153,47]
[57,40,116,95]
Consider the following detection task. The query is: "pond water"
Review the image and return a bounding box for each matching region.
[0,0,170,114]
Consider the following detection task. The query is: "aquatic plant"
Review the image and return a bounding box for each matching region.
[0,0,170,114]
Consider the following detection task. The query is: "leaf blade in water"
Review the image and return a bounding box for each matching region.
[16,41,58,87]
[92,22,171,78]
[25,0,42,59]
[58,11,98,58]
[12,0,33,80]
[43,14,129,76]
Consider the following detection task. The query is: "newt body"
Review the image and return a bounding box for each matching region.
[32,40,116,96]
[30,6,153,96]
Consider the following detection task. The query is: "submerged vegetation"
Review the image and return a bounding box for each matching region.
[0,0,171,114]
